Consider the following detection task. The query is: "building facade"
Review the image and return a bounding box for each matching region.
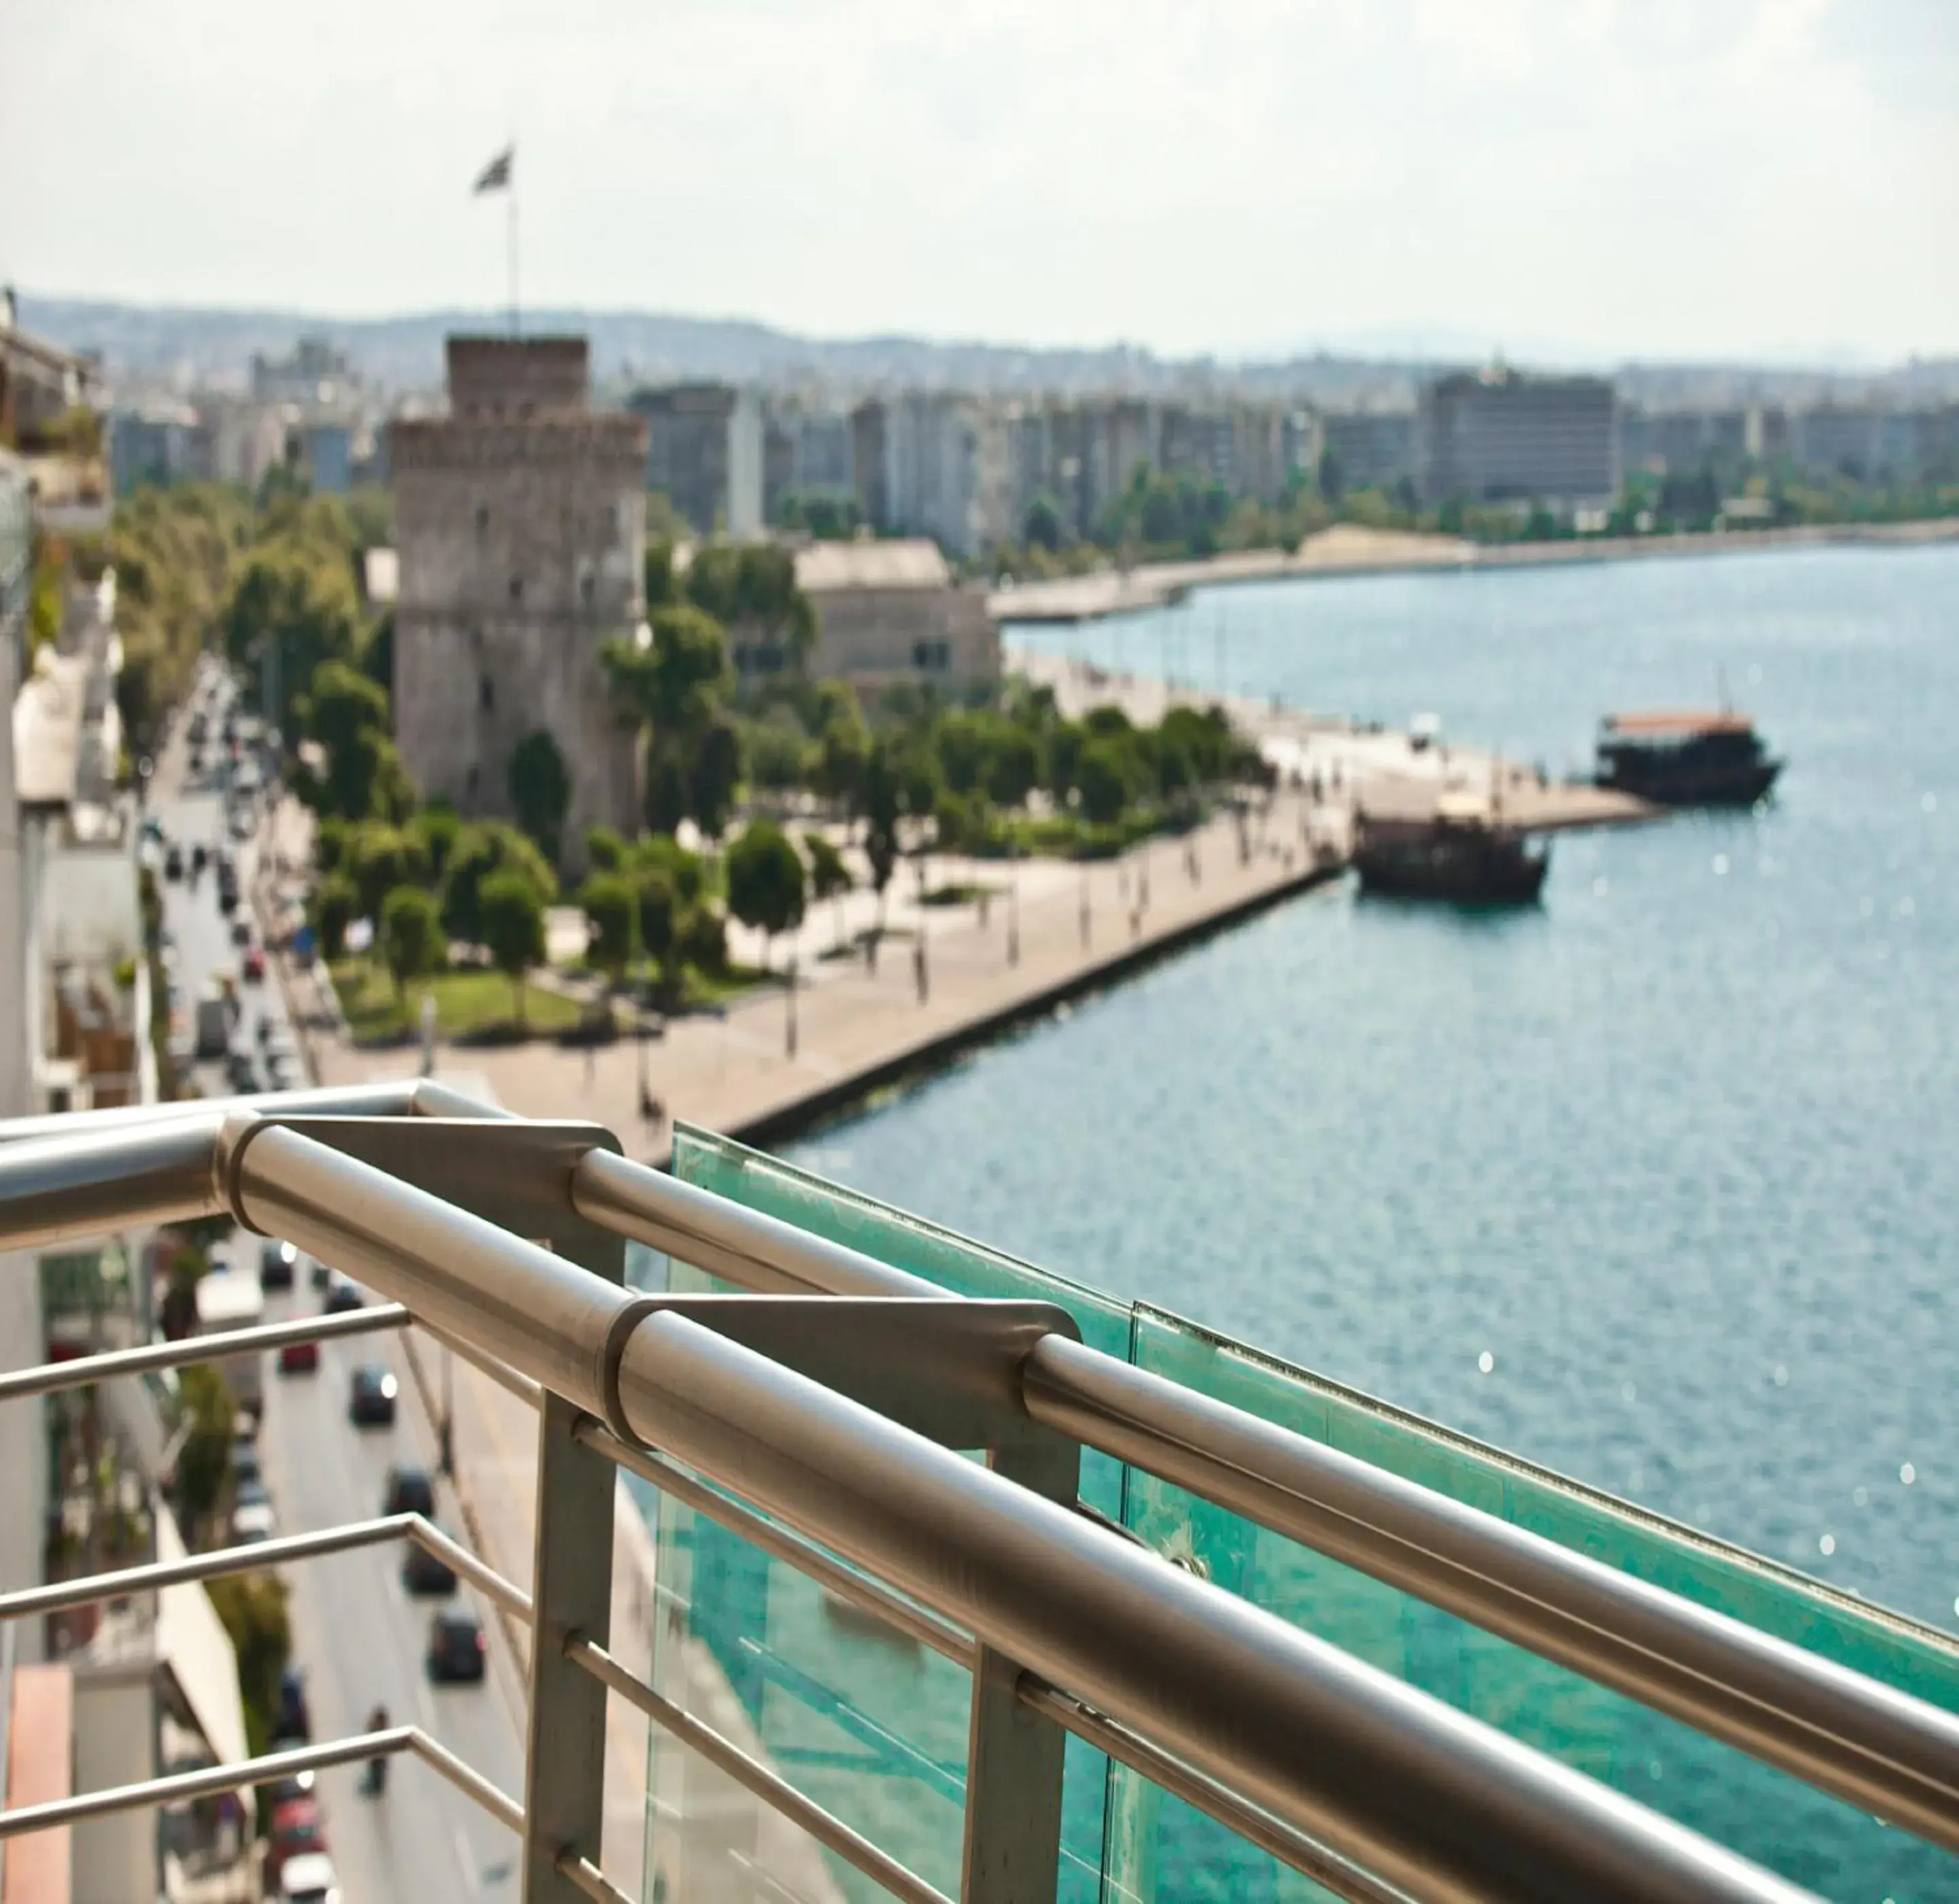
[629,382,764,538]
[391,337,646,871]
[794,539,999,690]
[1417,369,1619,506]
[1318,407,1416,493]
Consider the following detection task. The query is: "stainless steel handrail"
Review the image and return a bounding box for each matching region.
[0,1099,1934,1902]
[567,1129,1959,1853]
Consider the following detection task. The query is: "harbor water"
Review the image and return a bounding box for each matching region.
[786,541,1959,1637]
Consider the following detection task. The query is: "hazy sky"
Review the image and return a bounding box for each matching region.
[5,0,1954,363]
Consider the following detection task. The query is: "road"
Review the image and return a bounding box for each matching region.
[150,662,527,1904]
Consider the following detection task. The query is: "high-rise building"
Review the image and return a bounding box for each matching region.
[1318,408,1416,493]
[629,382,764,538]
[391,337,646,871]
[859,395,1009,558]
[1417,369,1618,505]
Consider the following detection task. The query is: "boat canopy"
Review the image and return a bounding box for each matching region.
[1601,710,1755,738]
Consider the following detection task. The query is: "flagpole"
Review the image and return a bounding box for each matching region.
[507,141,520,337]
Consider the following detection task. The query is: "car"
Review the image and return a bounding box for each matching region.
[261,1239,299,1290]
[231,1480,275,1544]
[190,843,208,876]
[403,1533,458,1597]
[278,1337,319,1375]
[311,1254,333,1292]
[225,1051,263,1094]
[229,803,256,842]
[267,1049,299,1088]
[426,1607,488,1682]
[243,947,267,984]
[322,1275,365,1314]
[230,918,252,948]
[382,1465,436,1518]
[163,844,184,882]
[265,1802,329,1894]
[277,1850,341,1904]
[275,1667,311,1741]
[231,1436,262,1490]
[349,1364,398,1427]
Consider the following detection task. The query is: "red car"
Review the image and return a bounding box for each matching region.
[278,1339,319,1375]
[264,1797,326,1892]
[242,946,267,983]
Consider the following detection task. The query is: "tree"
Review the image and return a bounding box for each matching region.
[580,874,638,986]
[310,875,358,961]
[508,729,571,863]
[480,872,547,1022]
[441,822,558,946]
[604,606,737,834]
[585,825,629,873]
[1024,493,1065,552]
[690,716,743,837]
[1077,738,1133,826]
[219,540,365,737]
[208,1571,292,1756]
[346,826,426,928]
[637,870,683,1007]
[295,658,412,822]
[984,728,1040,809]
[380,887,444,1001]
[812,685,871,825]
[410,805,463,884]
[805,832,852,948]
[174,1363,235,1531]
[725,820,808,970]
[348,822,428,925]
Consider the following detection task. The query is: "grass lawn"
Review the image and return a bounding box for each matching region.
[332,960,586,1043]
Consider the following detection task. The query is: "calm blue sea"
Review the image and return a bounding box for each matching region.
[786,541,1959,1635]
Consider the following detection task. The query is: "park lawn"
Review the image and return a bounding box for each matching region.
[332,960,585,1043]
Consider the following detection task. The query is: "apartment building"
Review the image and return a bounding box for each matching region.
[1417,368,1618,506]
[629,381,765,538]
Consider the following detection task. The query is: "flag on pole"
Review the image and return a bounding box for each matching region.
[472,145,514,194]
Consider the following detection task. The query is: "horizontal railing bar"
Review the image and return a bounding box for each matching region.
[0,1514,531,1626]
[0,1119,226,1251]
[556,1850,636,1904]
[1020,1681,1416,1904]
[571,1148,941,1300]
[1022,1335,1959,1856]
[575,1419,971,1665]
[423,1317,545,1407]
[617,1312,1811,1904]
[565,1636,953,1904]
[564,1138,1959,1853]
[412,1726,526,1835]
[0,1727,418,1839]
[0,1303,410,1403]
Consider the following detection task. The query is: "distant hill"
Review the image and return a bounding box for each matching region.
[18,295,1958,410]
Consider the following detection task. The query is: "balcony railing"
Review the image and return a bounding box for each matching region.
[0,1082,1955,1903]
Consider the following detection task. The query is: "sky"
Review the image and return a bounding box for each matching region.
[3,0,1955,365]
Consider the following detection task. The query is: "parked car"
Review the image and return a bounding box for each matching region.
[231,1480,275,1543]
[243,946,267,984]
[261,1239,299,1291]
[278,1851,341,1904]
[278,1337,319,1375]
[349,1364,398,1427]
[426,1608,488,1683]
[382,1465,436,1518]
[231,1435,262,1490]
[163,844,184,882]
[266,1048,298,1088]
[275,1667,311,1742]
[265,1801,329,1895]
[311,1254,333,1293]
[322,1275,364,1314]
[231,918,252,948]
[403,1533,458,1597]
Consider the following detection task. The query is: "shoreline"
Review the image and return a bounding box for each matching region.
[991,515,1959,625]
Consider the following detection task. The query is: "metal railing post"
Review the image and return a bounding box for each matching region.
[960,1433,1079,1904]
[522,1221,628,1904]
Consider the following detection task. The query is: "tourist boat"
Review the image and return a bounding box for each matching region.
[1593,710,1781,805]
[1352,792,1549,905]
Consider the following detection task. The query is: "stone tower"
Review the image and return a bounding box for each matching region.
[391,337,646,872]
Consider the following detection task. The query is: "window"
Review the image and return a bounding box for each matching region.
[509,575,523,603]
[475,505,489,541]
[479,675,495,712]
[465,765,479,799]
[580,573,595,605]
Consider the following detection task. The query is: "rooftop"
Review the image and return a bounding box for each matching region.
[793,537,951,593]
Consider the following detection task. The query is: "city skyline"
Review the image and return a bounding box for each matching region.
[5,0,1956,365]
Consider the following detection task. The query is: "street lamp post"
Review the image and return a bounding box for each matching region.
[786,952,798,1059]
[439,1346,454,1477]
[1007,843,1020,967]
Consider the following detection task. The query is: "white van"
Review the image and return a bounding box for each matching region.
[195,1269,267,1421]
